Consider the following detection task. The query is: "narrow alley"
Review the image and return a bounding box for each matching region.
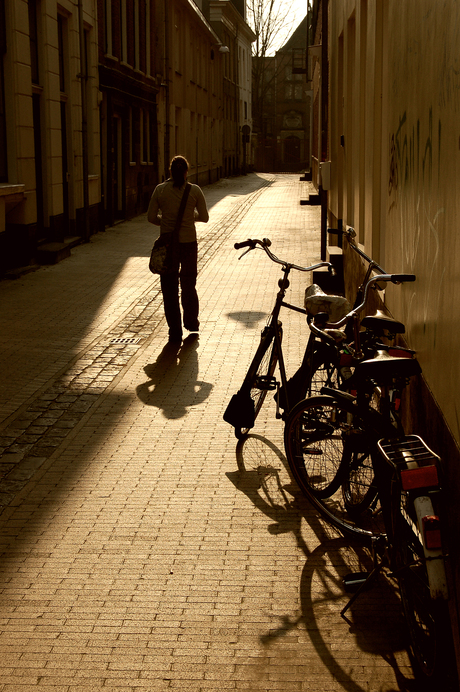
[0,174,414,691]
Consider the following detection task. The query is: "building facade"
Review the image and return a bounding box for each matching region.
[0,0,253,274]
[154,0,224,188]
[205,0,255,177]
[252,16,311,173]
[274,18,310,173]
[319,0,460,663]
[97,0,160,227]
[1,0,100,273]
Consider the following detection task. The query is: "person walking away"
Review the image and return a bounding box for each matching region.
[148,156,209,343]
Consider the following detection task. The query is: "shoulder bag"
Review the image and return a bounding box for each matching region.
[149,183,191,275]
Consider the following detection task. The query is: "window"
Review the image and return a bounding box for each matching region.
[104,0,112,55]
[84,29,95,172]
[120,0,127,63]
[141,108,149,163]
[28,0,39,84]
[0,52,6,182]
[134,0,139,70]
[57,15,66,93]
[149,110,155,162]
[145,0,151,75]
[130,107,136,163]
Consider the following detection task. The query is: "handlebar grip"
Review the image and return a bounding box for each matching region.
[390,274,416,283]
[234,240,253,250]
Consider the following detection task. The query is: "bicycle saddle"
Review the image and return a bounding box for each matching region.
[355,349,421,381]
[361,309,405,335]
[304,284,351,323]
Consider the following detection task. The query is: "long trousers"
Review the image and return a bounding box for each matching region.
[160,241,199,340]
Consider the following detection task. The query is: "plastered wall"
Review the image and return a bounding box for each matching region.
[328,0,460,659]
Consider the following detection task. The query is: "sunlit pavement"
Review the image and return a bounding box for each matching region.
[0,173,415,691]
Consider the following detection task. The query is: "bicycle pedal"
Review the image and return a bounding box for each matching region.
[343,571,371,593]
[255,375,277,391]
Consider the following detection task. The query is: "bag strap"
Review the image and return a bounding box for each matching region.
[172,182,191,244]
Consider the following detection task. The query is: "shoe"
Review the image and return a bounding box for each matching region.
[184,321,199,332]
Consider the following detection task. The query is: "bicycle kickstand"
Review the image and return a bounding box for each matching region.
[340,536,385,620]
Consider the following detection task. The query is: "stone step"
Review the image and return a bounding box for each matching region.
[36,237,81,265]
[300,193,320,206]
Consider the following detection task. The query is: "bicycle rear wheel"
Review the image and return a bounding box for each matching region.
[284,395,385,542]
[235,327,280,439]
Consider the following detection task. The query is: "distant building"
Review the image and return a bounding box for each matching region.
[253,16,310,173]
[205,0,255,177]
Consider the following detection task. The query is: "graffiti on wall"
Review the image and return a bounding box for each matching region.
[388,108,445,349]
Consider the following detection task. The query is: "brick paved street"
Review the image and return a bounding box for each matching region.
[0,174,415,691]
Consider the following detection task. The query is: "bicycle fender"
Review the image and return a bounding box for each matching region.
[413,495,448,600]
[321,386,356,405]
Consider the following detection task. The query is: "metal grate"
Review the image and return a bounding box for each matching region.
[109,337,141,345]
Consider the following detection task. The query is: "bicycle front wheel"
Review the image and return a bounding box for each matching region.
[341,446,378,516]
[284,395,385,542]
[308,346,341,396]
[235,327,280,439]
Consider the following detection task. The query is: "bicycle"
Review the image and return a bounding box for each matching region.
[283,281,457,685]
[302,226,408,397]
[223,238,333,439]
[284,271,417,538]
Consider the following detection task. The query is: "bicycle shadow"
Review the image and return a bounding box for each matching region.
[226,310,267,328]
[136,334,213,418]
[228,433,417,692]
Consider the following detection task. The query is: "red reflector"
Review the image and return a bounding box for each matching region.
[340,353,353,366]
[400,465,439,490]
[389,347,413,358]
[422,515,442,550]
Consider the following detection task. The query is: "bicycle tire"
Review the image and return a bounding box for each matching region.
[308,348,376,515]
[341,446,378,515]
[392,485,458,687]
[307,344,341,396]
[284,395,386,542]
[235,327,280,439]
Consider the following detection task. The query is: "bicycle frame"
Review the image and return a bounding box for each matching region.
[268,263,314,415]
[224,238,333,436]
[237,240,332,413]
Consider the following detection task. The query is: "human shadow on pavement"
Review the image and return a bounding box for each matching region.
[136,334,212,418]
[228,433,417,692]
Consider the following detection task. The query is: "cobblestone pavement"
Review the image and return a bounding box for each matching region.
[0,174,415,690]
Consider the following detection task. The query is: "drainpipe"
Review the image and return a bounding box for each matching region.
[320,0,328,260]
[78,0,90,241]
[164,0,170,179]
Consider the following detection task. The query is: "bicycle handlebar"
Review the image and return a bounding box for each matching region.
[329,227,387,275]
[311,273,416,334]
[234,238,334,274]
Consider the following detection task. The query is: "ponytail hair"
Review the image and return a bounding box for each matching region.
[170,156,189,188]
